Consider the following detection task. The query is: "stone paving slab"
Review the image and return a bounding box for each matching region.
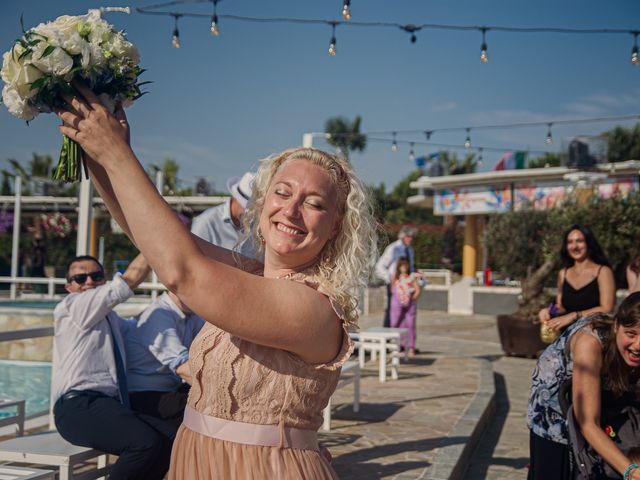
[323,310,535,480]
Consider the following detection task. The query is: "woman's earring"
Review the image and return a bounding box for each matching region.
[257,229,265,245]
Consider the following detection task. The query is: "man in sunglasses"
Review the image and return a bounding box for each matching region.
[52,253,172,480]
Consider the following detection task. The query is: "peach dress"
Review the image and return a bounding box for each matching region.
[169,275,354,479]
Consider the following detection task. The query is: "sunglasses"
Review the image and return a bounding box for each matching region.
[68,271,105,285]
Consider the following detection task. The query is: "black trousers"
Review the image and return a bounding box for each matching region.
[528,430,571,480]
[54,391,173,480]
[129,385,190,440]
[383,284,392,328]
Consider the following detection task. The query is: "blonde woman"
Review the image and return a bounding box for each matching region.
[56,83,377,479]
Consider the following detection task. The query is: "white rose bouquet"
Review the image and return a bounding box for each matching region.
[1,11,147,182]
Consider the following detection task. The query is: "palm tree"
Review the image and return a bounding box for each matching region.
[324,115,367,161]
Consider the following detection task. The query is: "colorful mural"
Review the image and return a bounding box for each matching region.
[434,185,512,215]
[433,178,638,215]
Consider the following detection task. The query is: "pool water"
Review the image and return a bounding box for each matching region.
[0,360,51,417]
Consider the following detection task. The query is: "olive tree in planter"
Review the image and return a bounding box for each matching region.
[485,208,559,356]
[485,191,640,357]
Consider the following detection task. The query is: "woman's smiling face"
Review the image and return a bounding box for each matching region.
[616,322,640,368]
[259,158,340,269]
[566,229,588,262]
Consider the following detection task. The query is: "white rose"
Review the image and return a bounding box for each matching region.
[2,85,38,120]
[88,43,106,68]
[104,34,140,64]
[88,18,113,45]
[8,64,43,98]
[31,42,73,76]
[63,31,91,68]
[1,45,30,84]
[50,15,83,38]
[31,23,66,47]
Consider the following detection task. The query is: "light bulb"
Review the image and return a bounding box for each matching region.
[480,43,488,64]
[632,45,640,66]
[546,123,553,145]
[328,38,337,56]
[478,149,484,165]
[210,15,220,36]
[409,143,415,161]
[464,128,471,149]
[342,5,351,21]
[171,29,180,49]
[391,140,398,152]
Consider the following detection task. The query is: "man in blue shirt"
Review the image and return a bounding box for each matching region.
[122,291,205,439]
[191,171,257,258]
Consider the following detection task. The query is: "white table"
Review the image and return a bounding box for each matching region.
[322,360,360,431]
[0,465,55,480]
[352,327,409,382]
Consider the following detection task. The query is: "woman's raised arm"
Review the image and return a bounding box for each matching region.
[58,84,341,364]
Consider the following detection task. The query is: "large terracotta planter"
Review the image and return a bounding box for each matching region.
[497,313,548,358]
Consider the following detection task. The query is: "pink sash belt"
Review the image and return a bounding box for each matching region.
[182,406,319,451]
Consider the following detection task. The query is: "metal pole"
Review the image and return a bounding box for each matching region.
[302,133,314,148]
[10,176,22,299]
[98,236,105,265]
[150,170,164,300]
[76,175,94,256]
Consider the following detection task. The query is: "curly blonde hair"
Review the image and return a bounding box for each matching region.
[241,147,378,328]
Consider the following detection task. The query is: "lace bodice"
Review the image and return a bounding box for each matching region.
[186,275,354,431]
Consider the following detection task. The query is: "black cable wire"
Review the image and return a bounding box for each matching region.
[136,2,639,37]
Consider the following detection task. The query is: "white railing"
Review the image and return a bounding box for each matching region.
[0,277,168,300]
[418,268,452,286]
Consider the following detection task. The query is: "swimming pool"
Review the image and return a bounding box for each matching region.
[0,360,51,417]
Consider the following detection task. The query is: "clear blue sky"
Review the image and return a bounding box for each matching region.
[1,0,639,193]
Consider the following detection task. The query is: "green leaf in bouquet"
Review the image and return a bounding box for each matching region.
[41,45,56,58]
[137,81,153,87]
[30,76,48,91]
[17,47,32,61]
[19,14,25,33]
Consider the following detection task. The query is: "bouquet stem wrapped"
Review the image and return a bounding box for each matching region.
[1,11,147,182]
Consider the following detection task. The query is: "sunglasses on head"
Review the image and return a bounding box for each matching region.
[68,271,104,285]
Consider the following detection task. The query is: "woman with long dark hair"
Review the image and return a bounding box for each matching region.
[528,292,640,480]
[538,224,615,334]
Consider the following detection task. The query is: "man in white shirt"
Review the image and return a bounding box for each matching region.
[375,226,417,327]
[191,171,256,258]
[123,291,205,439]
[52,254,172,480]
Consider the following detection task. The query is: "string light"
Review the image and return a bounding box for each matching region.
[171,14,181,49]
[480,28,489,63]
[425,130,433,140]
[478,147,484,165]
[545,123,553,145]
[401,24,420,44]
[342,0,351,21]
[328,23,337,56]
[139,3,640,65]
[210,0,220,36]
[464,128,471,148]
[391,132,398,152]
[409,142,415,161]
[632,32,640,66]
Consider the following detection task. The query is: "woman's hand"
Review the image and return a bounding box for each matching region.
[538,307,551,323]
[57,81,131,166]
[546,312,577,331]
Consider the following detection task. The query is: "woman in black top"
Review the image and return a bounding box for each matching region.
[539,224,615,333]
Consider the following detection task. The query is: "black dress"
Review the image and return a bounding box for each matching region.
[561,266,602,313]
